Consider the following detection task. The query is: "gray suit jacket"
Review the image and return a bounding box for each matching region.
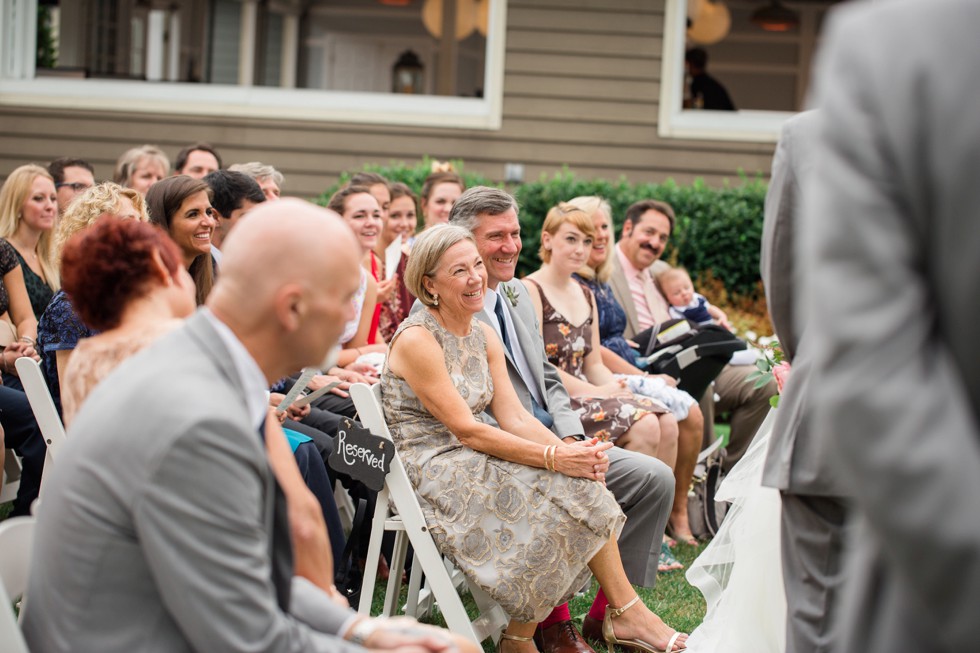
[478,281,583,438]
[23,311,360,653]
[806,2,980,650]
[759,111,845,496]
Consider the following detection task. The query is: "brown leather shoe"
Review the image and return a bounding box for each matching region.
[581,615,604,644]
[534,620,596,653]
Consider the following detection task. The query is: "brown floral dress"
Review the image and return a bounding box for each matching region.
[381,309,624,622]
[526,279,666,443]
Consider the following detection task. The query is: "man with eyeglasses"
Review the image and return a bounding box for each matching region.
[48,157,95,215]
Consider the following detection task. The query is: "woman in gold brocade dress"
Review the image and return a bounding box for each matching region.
[381,225,687,653]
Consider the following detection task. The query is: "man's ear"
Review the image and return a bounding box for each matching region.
[273,284,304,332]
[621,219,633,239]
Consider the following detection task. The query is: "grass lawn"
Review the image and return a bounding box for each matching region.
[367,539,709,652]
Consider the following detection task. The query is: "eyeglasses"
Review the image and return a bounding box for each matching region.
[56,182,92,193]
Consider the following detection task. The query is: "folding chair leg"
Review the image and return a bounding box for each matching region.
[382,531,409,617]
[404,556,424,619]
[357,487,391,614]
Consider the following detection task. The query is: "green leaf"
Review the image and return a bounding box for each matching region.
[753,374,773,389]
[769,395,780,408]
[755,358,770,372]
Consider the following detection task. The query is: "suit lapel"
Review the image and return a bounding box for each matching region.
[501,282,550,399]
[610,259,641,338]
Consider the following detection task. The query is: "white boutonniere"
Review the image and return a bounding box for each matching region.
[502,284,519,307]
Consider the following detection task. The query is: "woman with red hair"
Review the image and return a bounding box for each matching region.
[58,216,196,425]
[58,216,350,597]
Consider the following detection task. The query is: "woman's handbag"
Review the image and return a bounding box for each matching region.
[688,436,729,541]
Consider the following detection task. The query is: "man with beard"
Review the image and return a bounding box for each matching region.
[609,199,774,471]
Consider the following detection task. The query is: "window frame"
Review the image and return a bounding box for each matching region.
[658,0,796,143]
[0,0,507,131]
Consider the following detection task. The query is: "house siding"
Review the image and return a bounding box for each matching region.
[0,0,775,198]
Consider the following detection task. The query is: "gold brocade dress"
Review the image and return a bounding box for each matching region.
[381,309,624,622]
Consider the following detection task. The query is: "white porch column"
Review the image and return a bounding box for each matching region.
[238,0,259,86]
[146,8,166,81]
[167,8,181,81]
[279,11,299,88]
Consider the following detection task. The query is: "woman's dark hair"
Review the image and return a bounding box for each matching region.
[61,216,183,331]
[349,172,390,191]
[145,175,214,305]
[420,171,465,202]
[327,184,376,215]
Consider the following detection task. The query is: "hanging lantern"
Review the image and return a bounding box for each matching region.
[422,0,477,40]
[687,0,705,23]
[751,0,800,32]
[687,0,731,45]
[475,0,489,36]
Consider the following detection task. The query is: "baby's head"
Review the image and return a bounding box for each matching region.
[656,267,696,308]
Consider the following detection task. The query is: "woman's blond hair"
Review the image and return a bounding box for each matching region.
[404,224,476,307]
[0,164,61,290]
[565,195,615,283]
[54,183,149,266]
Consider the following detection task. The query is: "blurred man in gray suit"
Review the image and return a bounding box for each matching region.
[23,200,465,653]
[805,1,980,651]
[760,110,849,653]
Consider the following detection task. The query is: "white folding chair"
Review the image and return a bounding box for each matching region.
[14,358,68,481]
[1,450,23,505]
[349,383,508,647]
[0,516,36,653]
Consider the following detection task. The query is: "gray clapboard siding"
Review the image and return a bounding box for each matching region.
[0,0,775,199]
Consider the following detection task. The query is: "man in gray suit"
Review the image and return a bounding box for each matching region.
[23,200,464,653]
[760,110,849,653]
[447,187,676,653]
[607,202,774,470]
[805,1,980,651]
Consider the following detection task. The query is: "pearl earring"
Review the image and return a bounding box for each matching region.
[433,294,439,306]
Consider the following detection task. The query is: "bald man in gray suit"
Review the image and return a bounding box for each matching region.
[805,1,980,651]
[23,201,467,653]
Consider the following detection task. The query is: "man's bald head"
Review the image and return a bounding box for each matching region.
[209,198,362,379]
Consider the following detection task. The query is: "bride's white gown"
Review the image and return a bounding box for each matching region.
[684,410,787,653]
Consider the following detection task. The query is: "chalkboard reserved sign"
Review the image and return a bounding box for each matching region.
[328,418,392,491]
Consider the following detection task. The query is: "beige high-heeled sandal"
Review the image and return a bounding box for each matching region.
[498,632,534,653]
[601,595,685,653]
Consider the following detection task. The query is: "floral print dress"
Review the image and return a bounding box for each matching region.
[526,279,666,443]
[381,309,624,622]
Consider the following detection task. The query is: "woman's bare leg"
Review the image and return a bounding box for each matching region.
[588,537,688,651]
[616,414,661,458]
[669,405,703,543]
[501,620,540,653]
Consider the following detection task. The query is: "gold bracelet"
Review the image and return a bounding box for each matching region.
[543,445,551,471]
[550,445,558,472]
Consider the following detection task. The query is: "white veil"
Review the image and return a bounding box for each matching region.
[683,410,787,653]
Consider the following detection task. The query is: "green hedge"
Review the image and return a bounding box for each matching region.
[318,159,768,299]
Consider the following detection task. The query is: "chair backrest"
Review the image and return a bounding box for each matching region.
[0,516,36,653]
[348,383,508,645]
[15,357,68,463]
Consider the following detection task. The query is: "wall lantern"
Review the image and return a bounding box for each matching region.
[392,50,425,94]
